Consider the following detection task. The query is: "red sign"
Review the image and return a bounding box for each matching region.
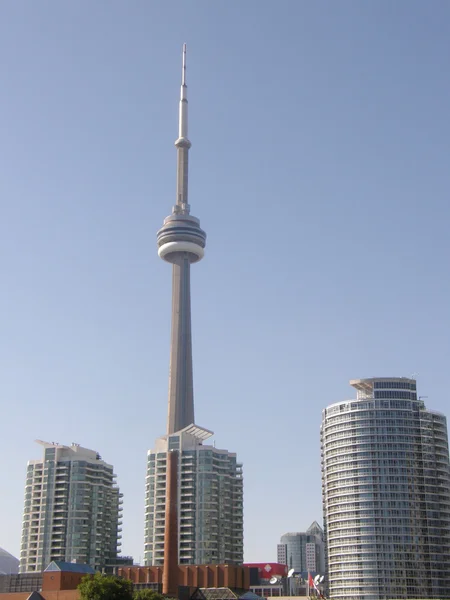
[244,563,288,579]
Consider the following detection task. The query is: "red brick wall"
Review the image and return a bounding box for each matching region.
[117,564,250,590]
[42,571,90,591]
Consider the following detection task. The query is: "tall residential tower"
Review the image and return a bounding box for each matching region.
[144,46,244,566]
[321,378,450,600]
[20,441,122,573]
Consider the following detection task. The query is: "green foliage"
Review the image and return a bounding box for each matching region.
[133,589,165,600]
[78,572,134,600]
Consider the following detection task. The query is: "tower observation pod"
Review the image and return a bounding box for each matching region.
[157,44,207,435]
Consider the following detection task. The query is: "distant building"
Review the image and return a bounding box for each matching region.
[0,549,19,575]
[276,546,287,566]
[321,377,450,600]
[20,440,122,573]
[144,425,243,565]
[277,522,325,577]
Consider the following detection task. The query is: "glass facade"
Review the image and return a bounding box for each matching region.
[277,522,325,577]
[321,378,450,600]
[144,427,244,566]
[20,442,122,573]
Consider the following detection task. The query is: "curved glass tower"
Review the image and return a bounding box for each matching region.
[321,378,450,600]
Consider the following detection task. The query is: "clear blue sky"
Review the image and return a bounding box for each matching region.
[1,0,450,565]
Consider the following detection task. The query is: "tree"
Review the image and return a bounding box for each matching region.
[78,572,134,600]
[133,590,165,600]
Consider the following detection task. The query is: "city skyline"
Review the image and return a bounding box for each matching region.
[2,2,450,565]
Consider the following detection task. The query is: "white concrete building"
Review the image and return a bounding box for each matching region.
[144,425,243,566]
[321,378,450,600]
[20,441,122,573]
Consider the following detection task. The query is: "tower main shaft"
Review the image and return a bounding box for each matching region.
[157,45,206,435]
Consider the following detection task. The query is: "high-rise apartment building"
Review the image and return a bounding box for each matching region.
[144,46,244,566]
[277,521,325,576]
[145,425,243,565]
[20,441,122,573]
[321,377,450,600]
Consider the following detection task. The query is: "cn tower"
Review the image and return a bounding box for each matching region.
[145,45,243,568]
[156,44,206,435]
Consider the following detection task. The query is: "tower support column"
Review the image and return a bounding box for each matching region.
[167,255,194,434]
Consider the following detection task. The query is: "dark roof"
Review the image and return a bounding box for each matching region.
[26,592,44,600]
[196,589,236,600]
[44,561,95,574]
[0,547,19,575]
[191,588,258,600]
[306,521,323,535]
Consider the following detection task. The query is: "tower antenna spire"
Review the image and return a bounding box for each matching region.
[176,43,190,168]
[182,42,187,86]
